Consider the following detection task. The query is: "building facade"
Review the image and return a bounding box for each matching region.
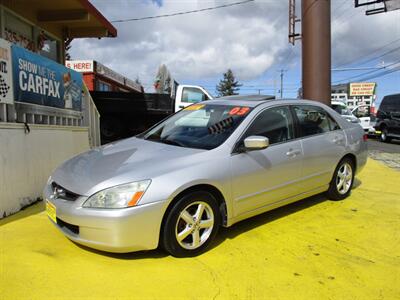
[66,60,143,93]
[0,0,116,218]
[331,82,376,110]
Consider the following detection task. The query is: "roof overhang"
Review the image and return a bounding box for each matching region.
[1,0,117,38]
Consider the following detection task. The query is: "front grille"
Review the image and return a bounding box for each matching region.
[51,182,80,201]
[56,217,79,235]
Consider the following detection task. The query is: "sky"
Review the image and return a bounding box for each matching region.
[70,0,400,103]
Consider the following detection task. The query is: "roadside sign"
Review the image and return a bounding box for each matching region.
[66,60,94,72]
[349,82,376,96]
[12,45,83,111]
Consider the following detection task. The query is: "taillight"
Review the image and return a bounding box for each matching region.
[370,106,376,116]
[363,134,368,142]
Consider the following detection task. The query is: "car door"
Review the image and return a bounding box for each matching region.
[387,95,400,135]
[291,105,346,191]
[230,105,303,217]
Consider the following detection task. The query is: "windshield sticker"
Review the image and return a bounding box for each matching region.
[229,107,250,116]
[185,104,205,111]
[208,117,234,134]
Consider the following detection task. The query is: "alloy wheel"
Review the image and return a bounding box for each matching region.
[381,130,386,141]
[175,201,214,250]
[336,162,353,195]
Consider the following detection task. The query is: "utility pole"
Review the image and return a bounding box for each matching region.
[301,0,331,105]
[278,69,287,98]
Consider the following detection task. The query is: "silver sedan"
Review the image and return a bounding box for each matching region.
[44,96,368,257]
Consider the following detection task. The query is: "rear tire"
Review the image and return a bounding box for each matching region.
[326,157,355,201]
[380,127,392,143]
[161,191,220,257]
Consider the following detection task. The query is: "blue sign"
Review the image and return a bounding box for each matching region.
[12,45,82,111]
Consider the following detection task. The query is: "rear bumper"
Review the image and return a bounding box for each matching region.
[44,186,167,253]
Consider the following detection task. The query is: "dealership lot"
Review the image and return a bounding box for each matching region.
[1,158,399,300]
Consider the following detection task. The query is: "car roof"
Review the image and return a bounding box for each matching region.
[205,96,331,108]
[206,95,275,107]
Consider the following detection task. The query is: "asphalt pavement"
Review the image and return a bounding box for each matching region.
[368,137,400,171]
[368,138,400,153]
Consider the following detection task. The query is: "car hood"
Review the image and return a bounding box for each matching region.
[51,137,205,196]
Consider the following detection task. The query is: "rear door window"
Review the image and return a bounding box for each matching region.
[292,105,339,137]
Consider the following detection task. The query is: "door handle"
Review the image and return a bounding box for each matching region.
[286,149,301,157]
[333,136,344,144]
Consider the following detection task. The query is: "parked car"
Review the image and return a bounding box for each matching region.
[351,105,375,134]
[331,101,360,124]
[44,96,368,257]
[374,93,400,142]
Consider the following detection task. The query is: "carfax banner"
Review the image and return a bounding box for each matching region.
[12,45,82,111]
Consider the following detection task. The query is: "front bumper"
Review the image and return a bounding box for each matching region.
[43,185,167,253]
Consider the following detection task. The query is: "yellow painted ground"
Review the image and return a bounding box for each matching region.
[1,159,399,300]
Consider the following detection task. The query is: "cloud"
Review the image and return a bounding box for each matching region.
[71,0,288,85]
[332,4,400,67]
[70,0,400,87]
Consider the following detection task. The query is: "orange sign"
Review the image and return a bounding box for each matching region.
[349,82,376,96]
[229,107,250,116]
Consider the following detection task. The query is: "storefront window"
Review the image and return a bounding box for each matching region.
[3,10,61,63]
[4,11,35,51]
[98,81,111,91]
[38,32,59,62]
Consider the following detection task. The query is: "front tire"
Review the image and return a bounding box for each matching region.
[161,191,220,257]
[326,158,355,201]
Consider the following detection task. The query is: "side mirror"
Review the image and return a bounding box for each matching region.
[243,136,269,151]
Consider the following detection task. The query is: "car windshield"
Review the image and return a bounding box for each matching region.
[332,104,352,116]
[138,103,252,150]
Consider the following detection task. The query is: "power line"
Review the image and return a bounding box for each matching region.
[332,0,354,22]
[334,61,400,83]
[358,45,400,66]
[354,65,400,82]
[111,0,255,23]
[334,37,400,68]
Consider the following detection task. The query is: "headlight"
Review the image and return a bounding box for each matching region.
[83,180,151,208]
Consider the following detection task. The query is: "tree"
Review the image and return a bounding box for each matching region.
[216,69,242,97]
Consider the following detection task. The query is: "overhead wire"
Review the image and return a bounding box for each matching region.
[334,37,400,68]
[111,0,255,23]
[334,61,400,83]
[358,45,400,66]
[332,0,354,23]
[354,65,400,82]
